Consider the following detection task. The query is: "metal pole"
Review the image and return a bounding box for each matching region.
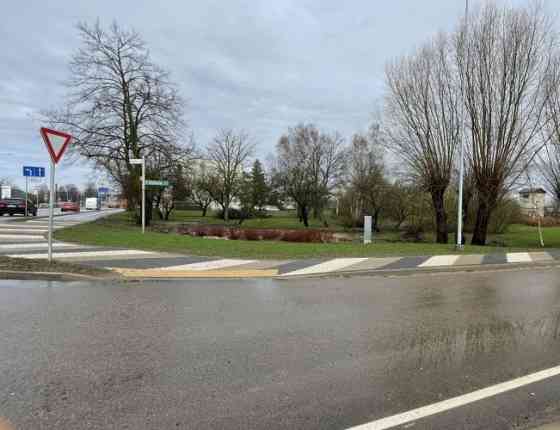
[48,160,55,263]
[25,176,28,217]
[141,158,146,234]
[457,0,469,249]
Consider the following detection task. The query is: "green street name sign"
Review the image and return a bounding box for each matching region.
[144,179,169,187]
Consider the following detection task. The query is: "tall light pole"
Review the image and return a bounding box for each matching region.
[130,158,146,234]
[457,0,469,249]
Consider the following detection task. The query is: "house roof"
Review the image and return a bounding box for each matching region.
[519,187,547,195]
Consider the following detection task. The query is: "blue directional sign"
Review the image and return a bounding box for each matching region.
[98,187,110,194]
[23,166,45,177]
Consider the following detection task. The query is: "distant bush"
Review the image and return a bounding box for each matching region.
[401,225,424,242]
[216,208,244,220]
[525,216,560,227]
[489,198,523,234]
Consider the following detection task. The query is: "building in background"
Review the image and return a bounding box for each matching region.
[518,188,546,218]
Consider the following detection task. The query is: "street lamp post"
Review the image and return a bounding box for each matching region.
[130,158,146,234]
[457,0,469,250]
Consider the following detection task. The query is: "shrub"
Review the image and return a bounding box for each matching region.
[216,208,244,220]
[401,225,424,242]
[525,216,560,227]
[244,229,261,241]
[489,198,523,234]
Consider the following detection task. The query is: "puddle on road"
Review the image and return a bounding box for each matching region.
[0,280,77,288]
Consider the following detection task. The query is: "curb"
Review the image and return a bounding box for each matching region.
[0,270,118,282]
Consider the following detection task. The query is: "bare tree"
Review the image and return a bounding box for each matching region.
[273,124,346,227]
[537,54,560,209]
[385,33,461,243]
[457,1,555,245]
[349,133,388,231]
[206,129,254,222]
[538,144,560,208]
[44,21,191,224]
[385,181,417,229]
[187,160,215,217]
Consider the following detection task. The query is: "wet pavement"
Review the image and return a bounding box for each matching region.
[2,268,560,429]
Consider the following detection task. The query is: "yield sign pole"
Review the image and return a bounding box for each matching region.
[40,127,72,263]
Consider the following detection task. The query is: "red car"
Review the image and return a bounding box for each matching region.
[59,201,80,212]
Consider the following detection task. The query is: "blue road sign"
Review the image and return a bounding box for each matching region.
[98,187,110,194]
[23,166,45,177]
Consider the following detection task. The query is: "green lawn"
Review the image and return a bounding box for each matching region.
[165,209,346,230]
[52,211,560,259]
[501,224,560,249]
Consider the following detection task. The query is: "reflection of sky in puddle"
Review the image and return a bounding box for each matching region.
[0,280,82,288]
[396,314,560,371]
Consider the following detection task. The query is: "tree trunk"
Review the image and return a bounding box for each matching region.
[471,195,494,246]
[372,209,379,233]
[431,188,448,244]
[302,205,309,227]
[202,205,208,217]
[224,205,229,222]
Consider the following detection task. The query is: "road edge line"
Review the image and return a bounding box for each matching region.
[345,364,560,430]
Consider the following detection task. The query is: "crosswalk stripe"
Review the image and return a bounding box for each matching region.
[0,234,45,240]
[419,255,461,267]
[506,252,533,263]
[0,228,47,234]
[0,243,79,250]
[7,249,158,260]
[154,259,257,271]
[281,258,368,276]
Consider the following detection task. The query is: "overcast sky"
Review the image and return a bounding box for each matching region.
[1,0,554,190]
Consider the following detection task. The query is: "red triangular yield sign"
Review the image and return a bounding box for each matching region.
[40,127,72,164]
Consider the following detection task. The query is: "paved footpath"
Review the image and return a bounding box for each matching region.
[1,212,559,278]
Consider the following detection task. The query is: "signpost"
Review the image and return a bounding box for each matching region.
[40,127,72,263]
[145,180,169,187]
[23,166,45,216]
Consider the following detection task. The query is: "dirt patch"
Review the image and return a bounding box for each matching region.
[0,256,113,278]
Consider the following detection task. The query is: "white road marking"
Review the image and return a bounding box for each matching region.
[506,252,533,263]
[281,258,369,276]
[0,234,45,240]
[0,228,47,234]
[156,259,257,271]
[419,255,461,268]
[7,249,157,259]
[345,364,560,430]
[0,242,79,250]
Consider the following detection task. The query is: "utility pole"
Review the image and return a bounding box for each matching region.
[457,0,469,249]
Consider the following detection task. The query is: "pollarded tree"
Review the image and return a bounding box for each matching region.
[45,21,192,224]
[385,33,461,243]
[457,2,555,245]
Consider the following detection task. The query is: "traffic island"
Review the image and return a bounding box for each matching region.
[0,256,116,281]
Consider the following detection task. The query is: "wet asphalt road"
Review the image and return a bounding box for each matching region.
[2,268,560,429]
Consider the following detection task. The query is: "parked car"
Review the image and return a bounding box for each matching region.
[0,198,37,216]
[59,201,80,212]
[85,197,101,211]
